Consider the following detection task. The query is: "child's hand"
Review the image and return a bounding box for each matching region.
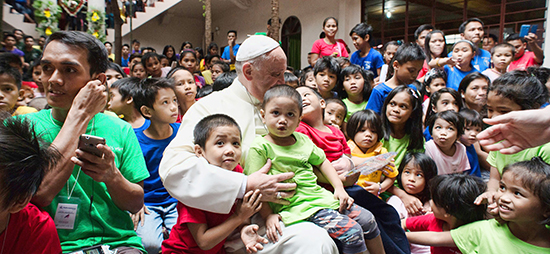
[334,188,354,213]
[474,191,500,220]
[241,224,268,253]
[265,214,283,243]
[236,190,263,219]
[401,194,425,216]
[130,205,150,230]
[361,181,380,196]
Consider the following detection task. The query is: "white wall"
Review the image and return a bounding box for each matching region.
[119,0,361,67]
[121,12,204,54]
[211,0,361,68]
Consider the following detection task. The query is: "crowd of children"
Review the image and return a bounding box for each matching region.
[1,14,550,254]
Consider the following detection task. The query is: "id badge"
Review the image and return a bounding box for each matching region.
[54,196,81,230]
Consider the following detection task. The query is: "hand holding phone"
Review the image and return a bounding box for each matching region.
[78,134,106,157]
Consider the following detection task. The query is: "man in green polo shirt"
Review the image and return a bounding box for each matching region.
[26,31,149,254]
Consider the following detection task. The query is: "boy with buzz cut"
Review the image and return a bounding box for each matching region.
[107,77,150,133]
[132,78,180,254]
[163,114,264,254]
[0,65,37,116]
[481,43,515,83]
[349,23,384,78]
[0,116,62,253]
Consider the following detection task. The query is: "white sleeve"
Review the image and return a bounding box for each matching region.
[159,101,246,214]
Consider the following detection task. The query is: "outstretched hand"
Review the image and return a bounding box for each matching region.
[241,224,268,253]
[477,108,550,154]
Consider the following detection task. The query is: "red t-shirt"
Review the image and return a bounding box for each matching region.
[311,39,350,58]
[0,203,61,254]
[162,165,243,254]
[508,51,540,71]
[295,122,350,162]
[417,60,430,79]
[406,213,461,254]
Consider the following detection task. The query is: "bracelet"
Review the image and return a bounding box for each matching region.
[436,58,441,67]
[377,182,382,196]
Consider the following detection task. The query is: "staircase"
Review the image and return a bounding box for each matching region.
[3,4,39,37]
[106,0,181,42]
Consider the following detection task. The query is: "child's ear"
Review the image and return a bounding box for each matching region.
[18,89,25,101]
[8,196,32,214]
[425,86,431,94]
[140,105,153,119]
[126,96,134,105]
[460,91,465,98]
[260,109,266,123]
[194,144,204,158]
[392,60,400,72]
[319,98,326,109]
[364,34,370,42]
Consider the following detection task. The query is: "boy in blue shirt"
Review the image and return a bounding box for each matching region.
[132,78,180,254]
[107,77,150,133]
[349,23,384,78]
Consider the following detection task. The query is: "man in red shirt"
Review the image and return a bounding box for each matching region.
[506,33,544,71]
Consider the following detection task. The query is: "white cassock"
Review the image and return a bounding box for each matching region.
[159,78,338,254]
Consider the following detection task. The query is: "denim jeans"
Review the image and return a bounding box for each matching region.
[136,202,178,254]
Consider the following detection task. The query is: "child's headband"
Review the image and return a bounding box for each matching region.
[452,40,476,51]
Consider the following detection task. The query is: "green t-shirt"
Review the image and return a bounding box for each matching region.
[244,132,339,225]
[451,219,550,253]
[487,142,550,175]
[24,110,149,253]
[381,134,425,169]
[342,98,368,122]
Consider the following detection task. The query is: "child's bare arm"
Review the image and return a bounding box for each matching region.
[188,190,262,250]
[406,231,456,247]
[318,159,354,212]
[380,176,396,193]
[474,142,491,170]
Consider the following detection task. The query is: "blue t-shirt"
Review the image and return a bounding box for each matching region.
[444,65,479,91]
[365,83,418,115]
[448,48,491,72]
[136,123,180,206]
[133,119,151,135]
[350,49,385,78]
[222,44,240,60]
[465,144,482,177]
[121,56,129,67]
[423,128,432,142]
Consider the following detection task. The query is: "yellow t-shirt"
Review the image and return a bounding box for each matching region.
[12,106,38,116]
[348,140,398,187]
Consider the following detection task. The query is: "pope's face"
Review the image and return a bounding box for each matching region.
[248,47,287,101]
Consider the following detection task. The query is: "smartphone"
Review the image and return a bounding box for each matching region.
[78,134,106,157]
[530,24,538,34]
[519,24,530,37]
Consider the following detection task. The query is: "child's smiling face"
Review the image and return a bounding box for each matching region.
[496,171,547,224]
[297,86,325,123]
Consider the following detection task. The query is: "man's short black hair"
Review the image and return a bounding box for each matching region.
[133,78,175,119]
[12,28,23,35]
[3,34,16,41]
[104,41,113,47]
[0,65,22,89]
[0,115,60,209]
[505,33,526,43]
[129,53,142,63]
[122,44,130,48]
[486,33,498,43]
[46,31,109,76]
[349,23,373,41]
[227,30,237,36]
[430,174,487,225]
[414,24,434,40]
[194,114,241,148]
[23,35,34,41]
[132,39,140,44]
[458,18,484,34]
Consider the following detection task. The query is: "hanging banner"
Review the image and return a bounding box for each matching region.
[60,0,86,17]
